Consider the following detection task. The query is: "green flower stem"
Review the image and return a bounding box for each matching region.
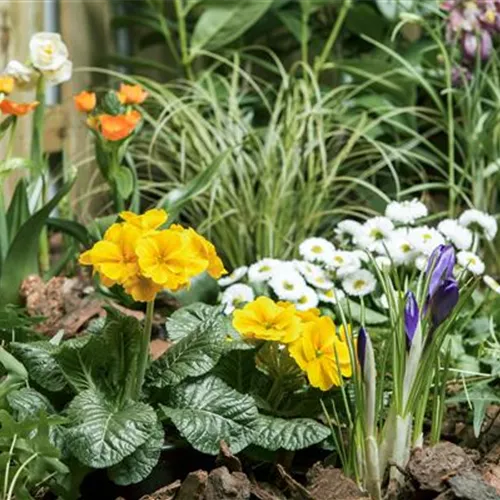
[174,0,194,80]
[134,300,155,401]
[110,148,125,213]
[0,181,8,262]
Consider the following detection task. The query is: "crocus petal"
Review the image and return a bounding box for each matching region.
[357,327,367,370]
[480,31,493,60]
[404,291,419,348]
[430,278,459,328]
[426,244,455,298]
[463,33,478,59]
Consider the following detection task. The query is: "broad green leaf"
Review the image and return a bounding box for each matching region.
[47,218,92,246]
[0,346,28,380]
[0,180,74,307]
[166,302,225,341]
[191,0,273,52]
[108,421,164,485]
[343,299,388,325]
[274,10,304,43]
[7,387,54,420]
[147,314,227,388]
[66,390,157,468]
[6,178,30,243]
[212,349,256,393]
[114,166,134,200]
[160,375,258,454]
[346,4,386,40]
[160,149,231,221]
[251,415,330,451]
[10,342,66,392]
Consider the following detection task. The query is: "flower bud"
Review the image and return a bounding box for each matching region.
[404,291,419,348]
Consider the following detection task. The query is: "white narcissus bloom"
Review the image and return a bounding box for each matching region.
[438,218,473,250]
[385,198,428,225]
[218,266,248,287]
[268,271,307,301]
[458,209,498,241]
[299,237,335,263]
[5,60,37,88]
[318,288,345,304]
[248,258,280,282]
[294,286,319,311]
[457,251,485,275]
[221,284,255,314]
[341,270,377,297]
[44,59,72,86]
[30,32,69,71]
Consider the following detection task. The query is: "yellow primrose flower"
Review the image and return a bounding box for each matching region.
[119,209,167,232]
[184,228,227,279]
[79,222,142,285]
[0,76,14,95]
[232,297,302,343]
[289,316,352,391]
[122,274,164,302]
[135,229,207,290]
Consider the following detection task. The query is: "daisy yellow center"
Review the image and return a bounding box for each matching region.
[353,279,366,290]
[283,282,294,290]
[311,245,323,254]
[298,296,308,304]
[467,257,477,265]
[259,265,271,272]
[401,243,411,253]
[370,229,383,239]
[316,277,325,284]
[422,233,432,241]
[334,256,344,264]
[325,290,334,298]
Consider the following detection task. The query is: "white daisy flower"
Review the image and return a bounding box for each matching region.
[294,286,319,311]
[269,271,307,301]
[483,275,500,294]
[328,250,361,270]
[299,237,335,263]
[218,266,248,287]
[248,258,280,282]
[221,284,255,314]
[384,232,417,265]
[458,209,498,241]
[437,219,473,250]
[385,198,428,225]
[342,270,377,297]
[408,226,445,256]
[375,256,392,270]
[318,288,346,304]
[457,251,485,275]
[352,249,370,263]
[354,217,394,251]
[415,254,428,272]
[294,260,322,277]
[306,272,334,290]
[334,219,363,239]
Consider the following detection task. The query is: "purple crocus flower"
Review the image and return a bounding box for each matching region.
[429,278,459,328]
[463,33,479,59]
[404,291,419,348]
[480,31,494,59]
[357,327,367,371]
[426,245,455,298]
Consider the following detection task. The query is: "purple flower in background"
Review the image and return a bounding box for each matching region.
[357,327,367,371]
[404,292,419,348]
[429,278,460,328]
[426,244,455,298]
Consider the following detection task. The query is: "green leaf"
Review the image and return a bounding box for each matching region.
[160,375,258,454]
[7,387,54,420]
[0,180,74,307]
[66,390,158,468]
[251,415,330,451]
[343,299,388,325]
[147,312,227,388]
[274,10,304,43]
[212,349,256,393]
[160,149,230,221]
[10,342,66,392]
[0,158,34,180]
[47,218,92,246]
[114,166,134,200]
[191,0,273,52]
[6,178,30,243]
[102,90,123,115]
[346,4,386,41]
[0,346,28,380]
[166,303,224,341]
[167,272,219,307]
[108,421,163,486]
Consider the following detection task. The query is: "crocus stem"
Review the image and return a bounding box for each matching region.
[134,300,154,401]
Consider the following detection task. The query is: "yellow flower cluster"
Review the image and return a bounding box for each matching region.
[79,209,226,302]
[233,297,352,391]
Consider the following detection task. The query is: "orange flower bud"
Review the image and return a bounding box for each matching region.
[74,90,96,112]
[116,83,148,105]
[0,99,39,116]
[0,76,15,94]
[99,113,137,141]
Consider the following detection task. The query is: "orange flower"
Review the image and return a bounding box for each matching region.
[116,83,148,105]
[74,91,96,112]
[86,115,100,131]
[0,99,39,116]
[99,113,137,141]
[0,76,14,94]
[124,109,142,127]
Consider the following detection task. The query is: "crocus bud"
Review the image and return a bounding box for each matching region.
[357,327,367,370]
[426,245,455,298]
[463,33,478,59]
[480,31,493,60]
[404,291,419,348]
[430,278,459,328]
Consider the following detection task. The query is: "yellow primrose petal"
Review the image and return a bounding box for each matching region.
[306,357,342,391]
[120,209,168,232]
[123,274,164,302]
